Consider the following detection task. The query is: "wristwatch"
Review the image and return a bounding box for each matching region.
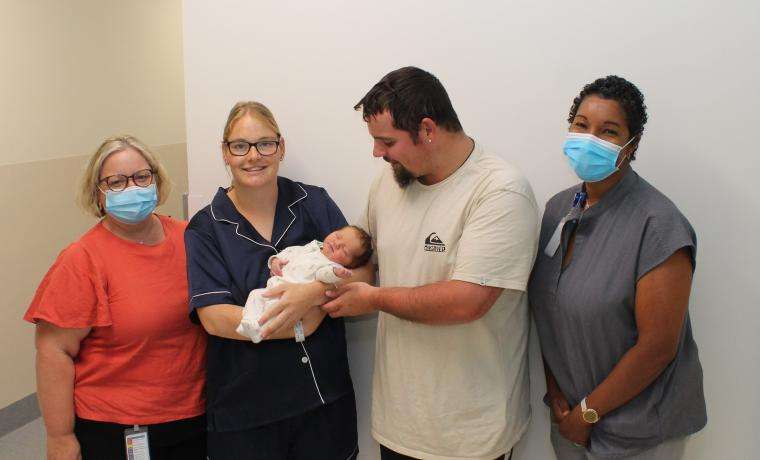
[580,397,600,424]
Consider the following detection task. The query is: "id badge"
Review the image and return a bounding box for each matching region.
[124,425,151,460]
[294,320,305,342]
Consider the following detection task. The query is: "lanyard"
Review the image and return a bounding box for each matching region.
[543,192,586,257]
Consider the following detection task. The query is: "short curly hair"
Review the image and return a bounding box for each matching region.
[354,66,463,143]
[568,75,648,160]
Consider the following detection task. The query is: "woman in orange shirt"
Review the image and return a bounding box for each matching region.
[25,135,207,460]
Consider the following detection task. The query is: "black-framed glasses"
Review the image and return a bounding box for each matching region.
[223,138,280,157]
[98,169,155,192]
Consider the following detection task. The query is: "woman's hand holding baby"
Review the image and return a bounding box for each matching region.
[259,281,327,339]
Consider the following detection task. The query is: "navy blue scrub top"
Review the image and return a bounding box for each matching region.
[185,177,354,432]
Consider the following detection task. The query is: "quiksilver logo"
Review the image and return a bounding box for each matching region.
[424,233,446,252]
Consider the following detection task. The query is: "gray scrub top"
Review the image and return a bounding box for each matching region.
[529,169,707,458]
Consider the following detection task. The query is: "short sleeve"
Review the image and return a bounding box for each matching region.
[185,225,237,320]
[356,200,371,237]
[636,211,697,281]
[315,264,343,284]
[314,188,348,240]
[355,173,380,265]
[356,202,379,266]
[24,243,111,328]
[452,189,540,291]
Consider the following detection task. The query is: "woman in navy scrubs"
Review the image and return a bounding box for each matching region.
[185,101,365,460]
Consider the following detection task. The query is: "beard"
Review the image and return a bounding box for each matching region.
[390,161,415,188]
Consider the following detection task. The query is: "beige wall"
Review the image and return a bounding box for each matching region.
[0,0,186,166]
[0,0,186,409]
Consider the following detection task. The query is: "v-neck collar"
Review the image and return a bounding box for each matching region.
[209,177,308,251]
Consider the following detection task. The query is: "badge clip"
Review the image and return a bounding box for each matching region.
[124,424,151,460]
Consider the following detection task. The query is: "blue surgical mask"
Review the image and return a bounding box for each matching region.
[563,133,636,182]
[104,184,158,224]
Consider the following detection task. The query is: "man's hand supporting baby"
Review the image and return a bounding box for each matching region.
[258,263,372,339]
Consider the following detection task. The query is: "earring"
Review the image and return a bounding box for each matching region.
[427,139,432,143]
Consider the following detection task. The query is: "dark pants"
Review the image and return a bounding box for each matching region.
[74,414,206,460]
[207,394,358,460]
[380,444,512,460]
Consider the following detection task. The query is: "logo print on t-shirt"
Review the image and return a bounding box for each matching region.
[424,233,446,253]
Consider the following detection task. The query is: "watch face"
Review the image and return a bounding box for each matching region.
[583,409,599,424]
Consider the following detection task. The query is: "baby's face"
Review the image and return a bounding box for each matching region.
[322,227,363,267]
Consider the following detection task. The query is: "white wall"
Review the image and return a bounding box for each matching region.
[183,1,760,458]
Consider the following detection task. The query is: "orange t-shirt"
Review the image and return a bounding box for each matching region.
[25,215,206,425]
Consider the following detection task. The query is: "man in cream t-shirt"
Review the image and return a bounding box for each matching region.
[323,66,539,460]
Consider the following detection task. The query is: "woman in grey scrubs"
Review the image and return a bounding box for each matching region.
[529,76,706,459]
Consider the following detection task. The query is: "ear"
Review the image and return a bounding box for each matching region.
[630,134,641,159]
[221,143,230,165]
[624,133,641,161]
[617,134,639,167]
[419,118,437,144]
[279,136,286,161]
[97,191,106,216]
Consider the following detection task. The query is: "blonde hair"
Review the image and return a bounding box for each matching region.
[78,135,171,218]
[223,101,281,141]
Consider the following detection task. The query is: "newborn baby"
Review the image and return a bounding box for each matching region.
[237,225,372,343]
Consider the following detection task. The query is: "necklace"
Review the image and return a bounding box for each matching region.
[104,215,162,245]
[138,217,162,244]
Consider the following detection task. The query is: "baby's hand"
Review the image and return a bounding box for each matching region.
[332,266,353,279]
[270,258,288,277]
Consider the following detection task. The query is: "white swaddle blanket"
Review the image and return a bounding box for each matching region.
[237,240,344,343]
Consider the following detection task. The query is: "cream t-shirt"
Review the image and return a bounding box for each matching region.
[358,142,539,460]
